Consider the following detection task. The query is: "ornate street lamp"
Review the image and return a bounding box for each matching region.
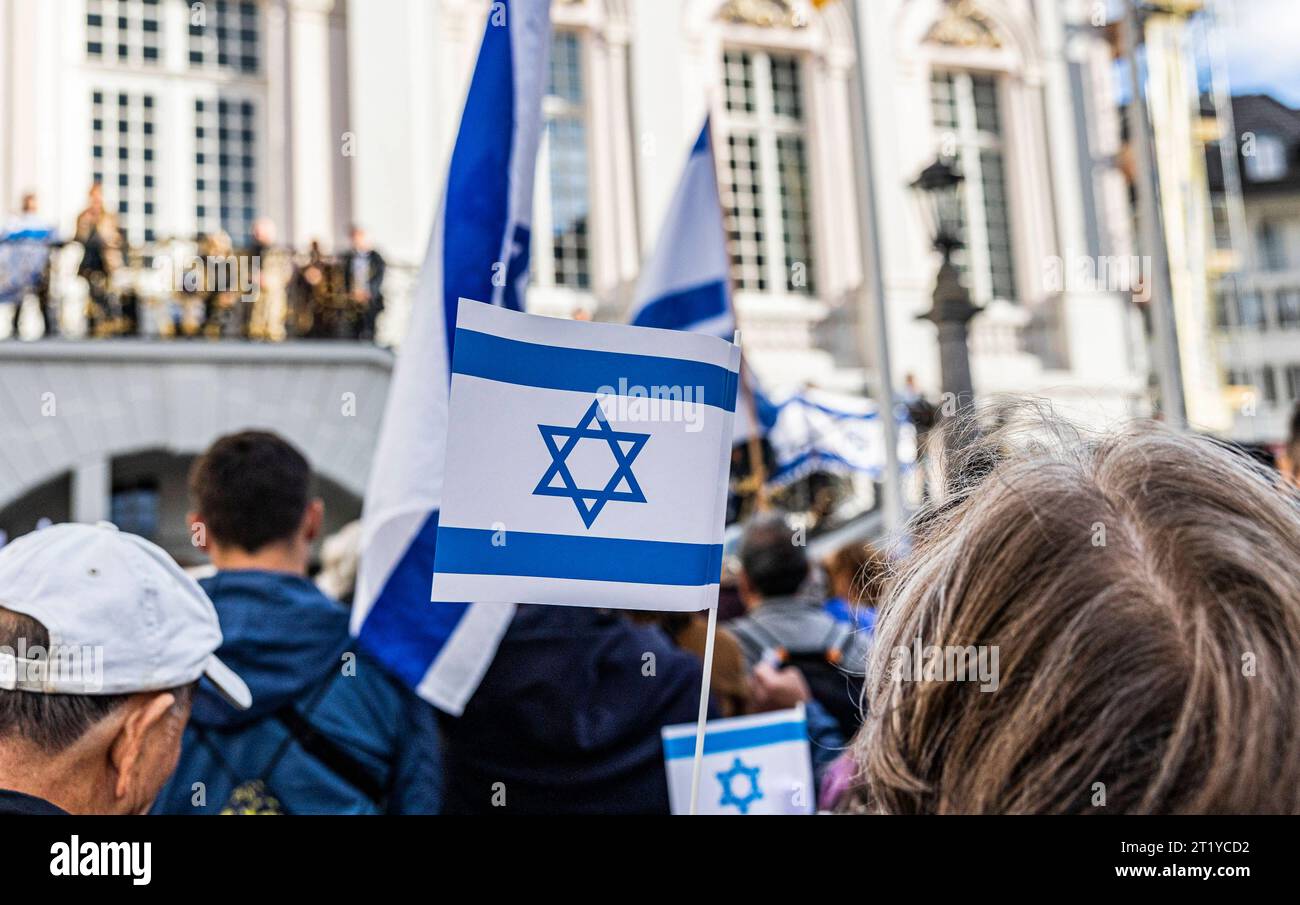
[910,156,980,408]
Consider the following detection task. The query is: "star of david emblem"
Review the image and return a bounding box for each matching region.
[533,399,651,529]
[716,756,763,814]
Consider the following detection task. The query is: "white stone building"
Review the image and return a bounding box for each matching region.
[0,0,1149,550]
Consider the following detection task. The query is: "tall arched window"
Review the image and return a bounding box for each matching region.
[529,0,638,312]
[541,30,592,290]
[930,69,1016,302]
[719,46,816,296]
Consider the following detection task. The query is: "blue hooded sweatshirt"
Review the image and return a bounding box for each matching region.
[153,571,442,815]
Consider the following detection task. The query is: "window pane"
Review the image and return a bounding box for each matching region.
[724,132,767,292]
[777,134,814,294]
[1237,290,1266,328]
[769,54,803,121]
[723,50,755,115]
[934,71,1017,302]
[1262,366,1278,404]
[90,89,157,245]
[722,50,814,294]
[972,76,1000,134]
[544,32,590,290]
[930,72,958,132]
[980,148,1015,300]
[86,0,162,66]
[548,31,583,106]
[194,96,258,245]
[190,0,260,73]
[547,118,590,289]
[1277,289,1300,328]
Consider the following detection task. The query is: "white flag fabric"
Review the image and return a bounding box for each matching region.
[768,389,917,485]
[628,118,775,443]
[351,0,552,716]
[0,215,56,307]
[430,298,739,612]
[661,706,814,815]
[629,119,733,340]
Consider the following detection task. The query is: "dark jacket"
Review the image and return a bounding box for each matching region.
[340,248,386,306]
[439,605,715,814]
[153,570,441,815]
[0,789,67,815]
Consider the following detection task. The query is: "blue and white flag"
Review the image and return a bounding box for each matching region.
[768,389,917,485]
[430,299,740,612]
[629,119,776,442]
[661,706,814,815]
[630,119,733,339]
[0,216,56,305]
[351,0,553,716]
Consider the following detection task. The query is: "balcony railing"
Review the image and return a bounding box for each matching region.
[2,239,418,345]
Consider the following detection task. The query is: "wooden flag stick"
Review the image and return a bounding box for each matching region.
[687,601,719,815]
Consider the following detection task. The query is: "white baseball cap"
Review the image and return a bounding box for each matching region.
[0,522,250,708]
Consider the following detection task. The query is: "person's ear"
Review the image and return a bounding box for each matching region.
[110,692,177,804]
[187,511,209,552]
[302,498,325,545]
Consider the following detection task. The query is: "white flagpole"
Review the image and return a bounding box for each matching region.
[687,601,718,815]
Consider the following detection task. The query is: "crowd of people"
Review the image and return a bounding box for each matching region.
[0,186,386,343]
[1,401,1299,815]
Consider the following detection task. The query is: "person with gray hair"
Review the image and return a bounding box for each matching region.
[854,406,1300,814]
[0,523,249,815]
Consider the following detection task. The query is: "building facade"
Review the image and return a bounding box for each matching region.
[0,0,1149,548]
[1211,94,1300,445]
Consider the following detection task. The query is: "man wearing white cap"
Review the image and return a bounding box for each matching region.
[0,522,250,815]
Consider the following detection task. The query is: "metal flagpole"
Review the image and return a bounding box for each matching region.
[687,602,718,815]
[1123,0,1187,428]
[846,0,904,535]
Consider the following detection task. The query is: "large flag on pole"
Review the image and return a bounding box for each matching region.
[430,299,739,612]
[351,0,553,716]
[629,119,776,441]
[767,389,917,485]
[629,120,734,339]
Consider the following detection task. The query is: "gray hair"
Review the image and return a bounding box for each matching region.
[855,401,1300,814]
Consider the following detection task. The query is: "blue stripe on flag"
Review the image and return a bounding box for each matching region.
[662,719,807,760]
[436,527,724,587]
[691,122,711,156]
[355,511,473,689]
[354,0,551,713]
[629,279,728,333]
[441,7,517,364]
[451,327,739,412]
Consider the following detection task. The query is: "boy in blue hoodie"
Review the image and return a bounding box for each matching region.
[154,431,441,814]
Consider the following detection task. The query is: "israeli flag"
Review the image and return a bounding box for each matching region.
[351,0,553,716]
[768,389,917,485]
[430,299,740,612]
[629,119,733,338]
[661,706,814,815]
[629,119,775,442]
[0,216,56,306]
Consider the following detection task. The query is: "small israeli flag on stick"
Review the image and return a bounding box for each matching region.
[431,299,739,612]
[661,706,815,815]
[433,298,739,814]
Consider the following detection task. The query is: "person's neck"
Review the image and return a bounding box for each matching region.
[209,542,307,577]
[0,745,100,814]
